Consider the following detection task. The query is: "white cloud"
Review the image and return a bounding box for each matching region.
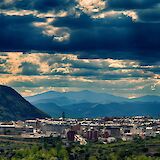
[93,10,138,21]
[77,0,106,14]
[0,9,68,18]
[33,21,70,42]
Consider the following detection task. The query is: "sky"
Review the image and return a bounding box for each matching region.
[0,0,160,98]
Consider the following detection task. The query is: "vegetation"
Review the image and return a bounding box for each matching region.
[0,136,160,160]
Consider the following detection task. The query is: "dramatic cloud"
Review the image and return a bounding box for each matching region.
[0,52,159,97]
[107,0,159,9]
[0,0,159,97]
[0,0,75,13]
[78,0,106,13]
[0,0,159,63]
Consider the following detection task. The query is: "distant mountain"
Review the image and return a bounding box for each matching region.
[26,90,160,118]
[26,91,62,102]
[31,96,78,106]
[131,95,160,102]
[27,91,160,105]
[0,85,50,121]
[63,90,128,103]
[26,90,128,105]
[34,102,160,118]
[35,103,69,118]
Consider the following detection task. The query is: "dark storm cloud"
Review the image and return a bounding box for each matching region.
[137,9,160,22]
[0,0,160,63]
[107,0,159,9]
[53,14,93,29]
[71,67,153,80]
[0,0,75,12]
[65,18,160,63]
[0,14,61,52]
[20,0,72,12]
[71,61,102,70]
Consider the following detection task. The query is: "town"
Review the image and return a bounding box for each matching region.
[0,115,160,145]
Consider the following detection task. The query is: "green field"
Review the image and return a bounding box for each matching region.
[0,136,160,160]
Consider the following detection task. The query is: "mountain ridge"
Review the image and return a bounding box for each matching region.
[34,101,160,118]
[26,90,129,105]
[26,90,160,118]
[26,90,160,105]
[0,85,50,121]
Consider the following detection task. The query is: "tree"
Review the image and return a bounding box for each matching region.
[89,156,97,160]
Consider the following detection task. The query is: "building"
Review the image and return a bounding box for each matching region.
[106,127,121,139]
[145,127,156,137]
[67,130,76,141]
[86,129,98,141]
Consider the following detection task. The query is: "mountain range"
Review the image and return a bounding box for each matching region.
[0,85,50,121]
[26,90,160,118]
